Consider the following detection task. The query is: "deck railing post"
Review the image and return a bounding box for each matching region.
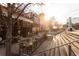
[68,44,71,56]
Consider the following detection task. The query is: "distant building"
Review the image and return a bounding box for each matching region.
[72,17,79,24]
[39,13,47,31]
[0,5,41,37]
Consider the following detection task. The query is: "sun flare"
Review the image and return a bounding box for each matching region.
[42,3,67,24]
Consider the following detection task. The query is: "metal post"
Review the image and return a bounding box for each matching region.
[68,45,71,56]
[19,43,24,55]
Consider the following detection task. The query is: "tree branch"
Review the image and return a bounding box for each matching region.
[12,3,23,14]
[13,3,31,24]
[15,3,23,11]
[16,3,31,20]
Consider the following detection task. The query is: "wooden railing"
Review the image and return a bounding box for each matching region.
[32,31,79,56]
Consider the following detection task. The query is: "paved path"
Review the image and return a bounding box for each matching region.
[32,37,53,55]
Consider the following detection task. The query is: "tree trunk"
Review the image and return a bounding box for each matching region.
[5,3,13,56]
[6,20,12,56]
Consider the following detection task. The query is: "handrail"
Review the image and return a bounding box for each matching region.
[32,39,79,55]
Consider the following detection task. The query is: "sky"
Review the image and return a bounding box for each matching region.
[1,0,79,25]
[43,3,79,24]
[30,3,79,24]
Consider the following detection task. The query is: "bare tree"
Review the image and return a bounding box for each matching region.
[0,3,32,56]
[0,3,44,56]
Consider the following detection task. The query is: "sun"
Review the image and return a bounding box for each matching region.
[42,3,67,24]
[44,14,51,21]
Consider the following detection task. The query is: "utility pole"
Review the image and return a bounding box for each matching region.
[68,17,73,31]
[69,17,72,28]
